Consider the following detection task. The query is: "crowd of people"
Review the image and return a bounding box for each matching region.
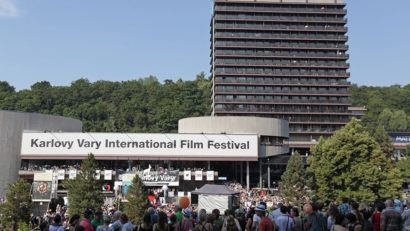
[29,193,410,231]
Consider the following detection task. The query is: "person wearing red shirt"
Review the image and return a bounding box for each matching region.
[80,209,94,231]
[372,203,383,231]
[255,204,275,231]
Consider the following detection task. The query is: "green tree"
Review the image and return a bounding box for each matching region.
[124,174,149,224]
[389,110,408,131]
[0,179,32,231]
[405,144,410,157]
[307,119,403,204]
[279,152,310,206]
[397,157,410,184]
[62,153,103,216]
[378,108,393,129]
[373,125,395,159]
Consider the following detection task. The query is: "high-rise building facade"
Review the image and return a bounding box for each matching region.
[211,0,350,149]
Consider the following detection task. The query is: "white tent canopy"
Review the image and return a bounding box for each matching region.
[191,184,240,213]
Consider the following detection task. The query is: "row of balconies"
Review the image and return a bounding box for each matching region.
[214,98,350,105]
[214,5,347,15]
[214,67,348,75]
[214,14,347,23]
[215,32,348,41]
[215,71,349,78]
[213,107,350,115]
[214,50,348,59]
[215,105,348,113]
[214,58,348,67]
[215,87,348,94]
[214,40,348,50]
[214,82,350,89]
[214,91,350,97]
[214,24,347,32]
[214,76,349,84]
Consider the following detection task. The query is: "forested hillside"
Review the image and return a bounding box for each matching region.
[350,84,410,131]
[0,73,211,132]
[0,77,409,133]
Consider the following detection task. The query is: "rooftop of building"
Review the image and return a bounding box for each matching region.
[214,0,345,4]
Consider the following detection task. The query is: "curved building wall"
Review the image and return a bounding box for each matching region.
[179,116,289,156]
[179,116,288,137]
[0,110,82,197]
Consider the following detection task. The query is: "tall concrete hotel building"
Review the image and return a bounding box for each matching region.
[211,0,350,151]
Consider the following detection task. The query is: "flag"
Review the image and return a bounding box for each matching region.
[184,170,191,181]
[206,171,214,181]
[104,170,112,180]
[195,170,203,181]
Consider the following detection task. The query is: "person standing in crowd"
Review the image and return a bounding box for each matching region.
[381,199,402,231]
[213,209,224,231]
[330,213,347,231]
[223,215,240,231]
[338,198,351,216]
[120,214,134,231]
[40,221,50,231]
[255,204,274,231]
[80,209,94,231]
[253,203,267,231]
[270,203,283,221]
[111,211,123,231]
[92,211,104,230]
[235,208,247,231]
[372,203,384,231]
[327,206,339,231]
[246,207,255,231]
[350,201,364,223]
[402,200,410,231]
[96,216,113,231]
[49,214,65,231]
[169,214,179,231]
[346,213,362,231]
[69,214,85,231]
[194,212,213,231]
[136,212,153,231]
[290,207,302,231]
[274,206,294,231]
[175,207,183,224]
[153,211,169,231]
[178,208,194,231]
[223,210,242,231]
[148,207,159,225]
[304,203,327,231]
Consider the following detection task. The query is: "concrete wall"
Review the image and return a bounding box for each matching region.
[179,116,289,156]
[179,116,288,137]
[0,110,82,197]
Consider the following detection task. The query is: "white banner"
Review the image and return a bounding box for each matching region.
[21,132,258,160]
[68,169,77,179]
[104,170,112,180]
[184,171,191,181]
[57,170,65,180]
[206,171,214,181]
[195,171,203,181]
[95,170,101,180]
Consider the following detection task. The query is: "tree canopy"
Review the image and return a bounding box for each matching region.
[307,119,403,204]
[0,73,211,133]
[350,84,410,131]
